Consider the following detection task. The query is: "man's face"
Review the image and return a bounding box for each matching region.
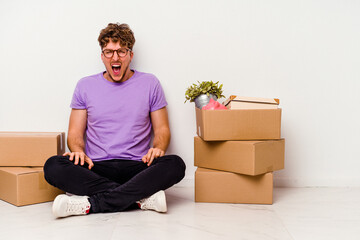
[101,40,134,83]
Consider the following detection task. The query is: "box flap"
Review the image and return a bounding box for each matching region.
[0,132,64,137]
[223,95,279,106]
[0,167,43,175]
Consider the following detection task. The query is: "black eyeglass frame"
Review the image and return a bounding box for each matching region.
[102,48,132,58]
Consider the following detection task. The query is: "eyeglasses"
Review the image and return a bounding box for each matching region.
[102,48,131,58]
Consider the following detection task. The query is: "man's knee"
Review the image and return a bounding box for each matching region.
[165,155,186,181]
[43,155,67,183]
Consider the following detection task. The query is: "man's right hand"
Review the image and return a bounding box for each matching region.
[63,152,94,170]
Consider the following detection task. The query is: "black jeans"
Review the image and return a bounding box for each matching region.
[43,155,186,213]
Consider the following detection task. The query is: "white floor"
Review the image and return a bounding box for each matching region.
[1,187,360,240]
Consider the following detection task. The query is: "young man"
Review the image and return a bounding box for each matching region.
[44,23,186,218]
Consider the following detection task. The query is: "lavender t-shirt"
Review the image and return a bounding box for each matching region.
[70,70,168,161]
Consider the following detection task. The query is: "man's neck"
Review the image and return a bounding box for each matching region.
[104,70,134,83]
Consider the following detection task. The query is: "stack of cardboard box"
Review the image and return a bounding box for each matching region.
[0,132,65,206]
[194,96,285,204]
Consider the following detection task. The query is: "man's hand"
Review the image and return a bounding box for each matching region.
[63,151,94,170]
[143,107,170,167]
[142,148,165,166]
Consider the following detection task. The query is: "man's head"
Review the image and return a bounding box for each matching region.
[98,23,135,83]
[98,23,135,50]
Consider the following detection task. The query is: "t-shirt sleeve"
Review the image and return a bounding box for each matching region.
[70,81,86,109]
[150,80,168,112]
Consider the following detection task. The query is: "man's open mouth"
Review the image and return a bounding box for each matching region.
[112,64,121,75]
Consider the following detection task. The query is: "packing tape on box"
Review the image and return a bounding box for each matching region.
[59,133,64,153]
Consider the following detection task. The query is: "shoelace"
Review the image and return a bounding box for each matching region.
[66,198,90,214]
[139,196,155,209]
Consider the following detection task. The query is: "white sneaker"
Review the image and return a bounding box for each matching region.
[137,190,167,213]
[52,194,91,218]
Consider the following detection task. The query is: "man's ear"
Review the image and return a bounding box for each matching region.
[130,51,134,61]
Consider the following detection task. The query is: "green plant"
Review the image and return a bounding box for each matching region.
[185,81,225,103]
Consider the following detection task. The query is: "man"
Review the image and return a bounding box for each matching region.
[44,23,186,218]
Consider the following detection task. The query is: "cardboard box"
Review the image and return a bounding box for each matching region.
[195,168,273,204]
[0,132,65,166]
[195,107,281,141]
[0,167,64,206]
[194,136,285,175]
[223,95,279,109]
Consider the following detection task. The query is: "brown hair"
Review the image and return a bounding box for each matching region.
[98,23,135,50]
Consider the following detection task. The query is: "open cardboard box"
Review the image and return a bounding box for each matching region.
[0,132,65,166]
[195,168,273,204]
[194,137,285,176]
[0,167,64,206]
[195,107,281,141]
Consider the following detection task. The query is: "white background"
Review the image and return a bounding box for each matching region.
[0,0,359,187]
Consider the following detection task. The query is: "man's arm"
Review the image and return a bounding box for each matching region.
[63,109,94,169]
[142,107,171,166]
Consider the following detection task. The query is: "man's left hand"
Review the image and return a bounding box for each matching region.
[142,148,165,166]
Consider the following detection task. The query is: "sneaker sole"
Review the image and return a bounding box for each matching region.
[52,194,68,218]
[156,191,167,213]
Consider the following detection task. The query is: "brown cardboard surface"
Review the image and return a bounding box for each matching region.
[226,101,278,109]
[195,107,281,141]
[194,137,285,175]
[195,168,273,204]
[0,167,64,206]
[223,96,279,109]
[0,132,65,166]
